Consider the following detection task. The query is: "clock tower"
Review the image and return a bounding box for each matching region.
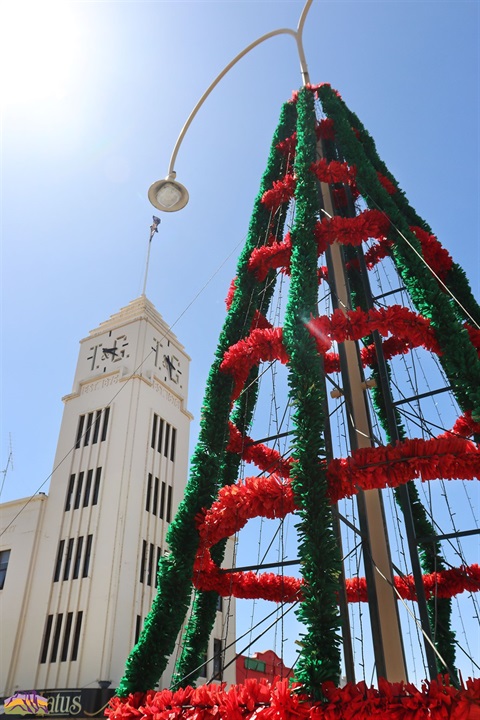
[1,295,235,702]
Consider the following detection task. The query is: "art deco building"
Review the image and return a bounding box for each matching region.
[0,296,236,715]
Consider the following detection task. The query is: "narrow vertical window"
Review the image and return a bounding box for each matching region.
[216,595,223,612]
[50,614,64,662]
[0,550,10,590]
[65,475,75,511]
[147,543,154,586]
[155,547,161,588]
[71,612,83,661]
[135,615,142,644]
[159,482,166,519]
[170,428,176,462]
[82,535,93,578]
[73,536,84,579]
[199,653,207,678]
[157,419,164,453]
[92,410,102,444]
[152,477,159,515]
[151,414,158,449]
[167,485,173,523]
[63,539,74,580]
[83,470,93,507]
[83,412,94,446]
[74,472,84,510]
[145,473,152,512]
[40,615,53,664]
[53,540,65,582]
[75,415,85,449]
[92,468,101,505]
[139,540,147,583]
[61,612,74,662]
[101,407,110,441]
[213,638,223,681]
[164,424,170,458]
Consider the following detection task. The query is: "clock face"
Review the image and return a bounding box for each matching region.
[152,336,184,391]
[87,334,129,372]
[163,353,182,385]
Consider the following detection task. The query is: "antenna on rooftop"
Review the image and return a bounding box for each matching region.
[142,216,161,297]
[0,434,14,499]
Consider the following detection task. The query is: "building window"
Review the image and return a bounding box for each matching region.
[63,539,74,580]
[75,415,85,449]
[166,485,172,523]
[65,475,75,511]
[82,535,93,577]
[75,407,109,448]
[140,540,147,584]
[158,419,164,452]
[151,414,176,461]
[83,412,94,446]
[53,540,65,582]
[92,468,102,505]
[199,653,207,678]
[244,657,266,673]
[151,415,158,449]
[61,612,74,662]
[40,615,53,664]
[73,537,84,579]
[216,595,223,613]
[39,611,83,664]
[101,407,110,441]
[135,615,142,644]
[83,469,93,507]
[73,472,84,510]
[145,474,152,511]
[213,639,223,681]
[50,614,63,663]
[71,612,83,661]
[0,549,11,589]
[92,410,102,444]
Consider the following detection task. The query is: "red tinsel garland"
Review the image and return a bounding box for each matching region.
[226,422,479,501]
[220,306,441,400]
[377,171,397,195]
[248,210,390,281]
[192,463,480,604]
[310,158,357,186]
[261,174,296,212]
[410,226,453,280]
[107,676,480,720]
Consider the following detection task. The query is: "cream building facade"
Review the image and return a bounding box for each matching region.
[0,296,236,714]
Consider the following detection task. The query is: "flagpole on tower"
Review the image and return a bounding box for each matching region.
[142,215,161,296]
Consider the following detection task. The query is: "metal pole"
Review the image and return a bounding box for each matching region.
[317,157,408,682]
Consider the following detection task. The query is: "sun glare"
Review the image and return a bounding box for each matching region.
[0,1,81,107]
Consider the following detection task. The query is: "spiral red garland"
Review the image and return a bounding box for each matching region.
[220,305,441,400]
[192,467,479,604]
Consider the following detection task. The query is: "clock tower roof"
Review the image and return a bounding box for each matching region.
[86,296,188,355]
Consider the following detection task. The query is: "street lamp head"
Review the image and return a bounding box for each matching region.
[148,174,189,213]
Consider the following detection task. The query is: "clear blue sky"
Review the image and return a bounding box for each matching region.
[1,0,479,680]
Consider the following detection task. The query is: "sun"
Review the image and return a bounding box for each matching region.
[0,1,81,107]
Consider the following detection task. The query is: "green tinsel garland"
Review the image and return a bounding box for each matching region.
[335,95,480,327]
[317,85,480,422]
[116,102,297,697]
[282,88,342,696]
